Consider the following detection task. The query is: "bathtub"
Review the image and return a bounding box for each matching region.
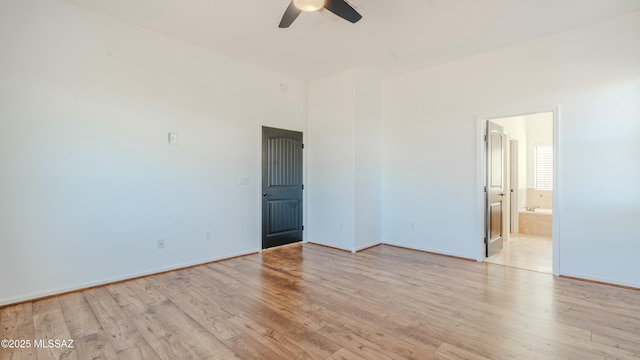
[518,208,552,237]
[525,208,552,215]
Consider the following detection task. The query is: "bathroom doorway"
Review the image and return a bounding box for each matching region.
[484,111,554,274]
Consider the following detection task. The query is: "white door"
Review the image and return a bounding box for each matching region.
[486,121,505,257]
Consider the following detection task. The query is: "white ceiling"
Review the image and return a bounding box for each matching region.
[66,0,640,80]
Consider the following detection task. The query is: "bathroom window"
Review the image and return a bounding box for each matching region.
[535,144,553,190]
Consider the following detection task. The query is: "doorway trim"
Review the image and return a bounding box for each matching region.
[508,138,519,235]
[476,106,560,276]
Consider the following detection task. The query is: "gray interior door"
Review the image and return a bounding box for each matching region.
[262,126,303,249]
[486,121,505,257]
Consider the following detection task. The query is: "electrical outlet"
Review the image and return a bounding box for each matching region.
[206,231,211,240]
[158,239,165,249]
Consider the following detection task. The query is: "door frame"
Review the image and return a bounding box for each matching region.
[257,124,306,251]
[476,107,560,276]
[509,138,519,234]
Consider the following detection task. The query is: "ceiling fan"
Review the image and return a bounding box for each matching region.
[279,0,362,28]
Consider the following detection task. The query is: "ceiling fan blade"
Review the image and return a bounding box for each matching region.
[323,0,362,23]
[279,1,302,28]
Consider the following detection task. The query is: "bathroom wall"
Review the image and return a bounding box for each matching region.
[527,189,553,209]
[494,113,553,211]
[525,112,553,209]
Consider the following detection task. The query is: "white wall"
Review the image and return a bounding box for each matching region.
[382,12,640,287]
[0,0,306,306]
[354,70,382,251]
[307,68,382,252]
[307,70,356,251]
[525,113,554,188]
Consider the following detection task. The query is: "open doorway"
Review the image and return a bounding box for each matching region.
[484,112,554,274]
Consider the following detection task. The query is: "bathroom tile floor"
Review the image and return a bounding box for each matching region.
[486,233,552,274]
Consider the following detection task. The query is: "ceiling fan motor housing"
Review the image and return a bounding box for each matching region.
[293,0,325,12]
[279,0,361,28]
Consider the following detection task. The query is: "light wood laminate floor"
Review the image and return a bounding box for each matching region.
[2,243,640,359]
[486,233,553,274]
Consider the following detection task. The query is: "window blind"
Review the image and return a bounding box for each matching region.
[535,145,553,190]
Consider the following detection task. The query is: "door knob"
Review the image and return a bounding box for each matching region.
[263,193,268,197]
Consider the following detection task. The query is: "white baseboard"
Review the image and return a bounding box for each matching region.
[5,245,636,307]
[381,240,477,261]
[353,241,382,252]
[0,248,259,307]
[559,271,640,289]
[306,241,352,252]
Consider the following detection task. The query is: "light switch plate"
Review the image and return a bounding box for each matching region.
[168,132,177,144]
